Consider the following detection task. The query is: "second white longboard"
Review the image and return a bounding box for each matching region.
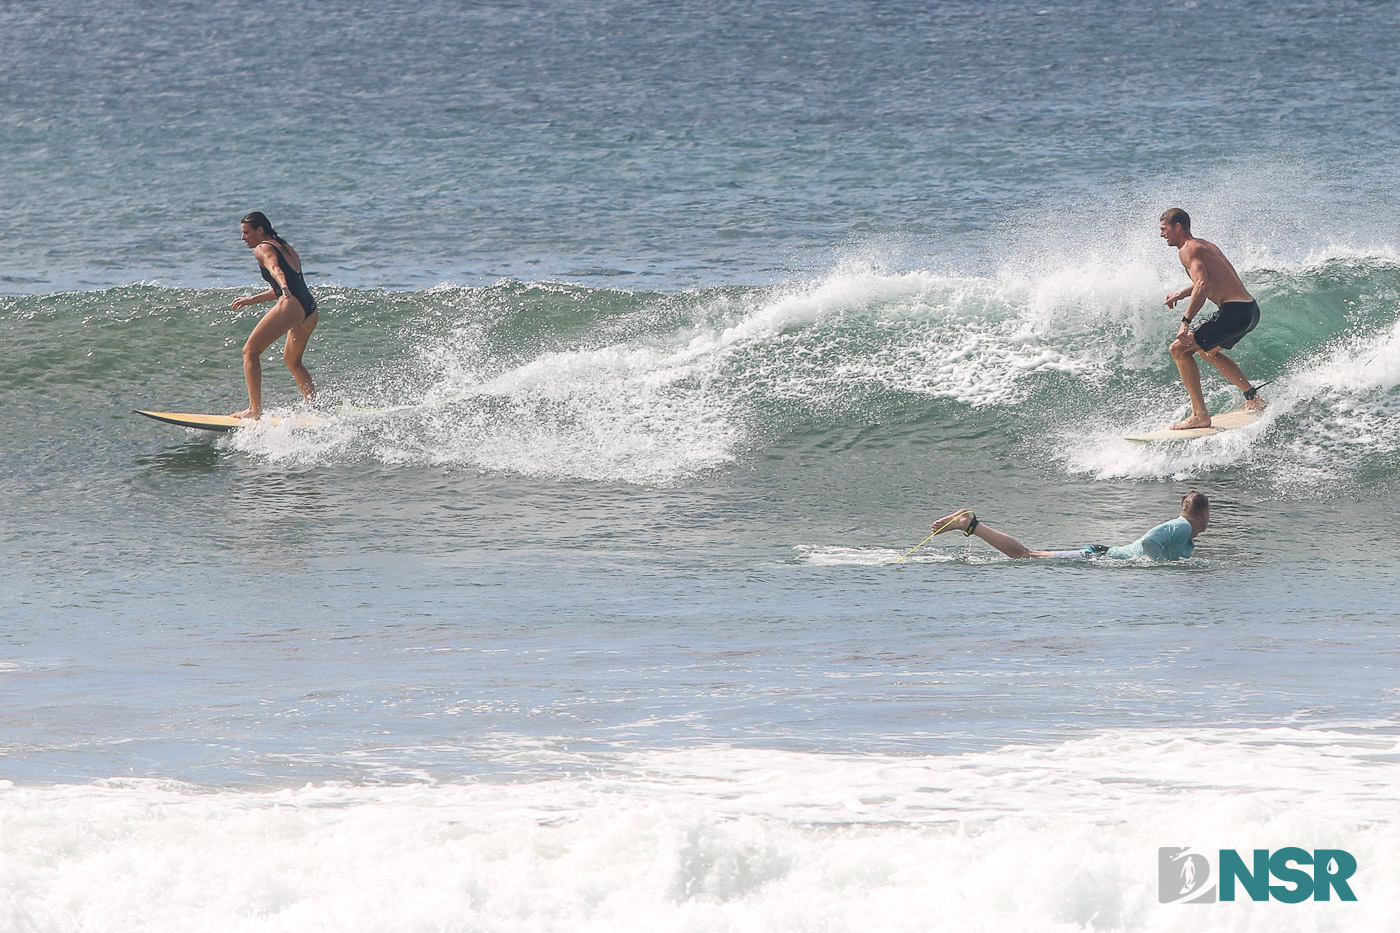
[134,409,331,432]
[1126,406,1264,442]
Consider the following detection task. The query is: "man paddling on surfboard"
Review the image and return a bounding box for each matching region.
[1160,208,1265,430]
[928,492,1209,562]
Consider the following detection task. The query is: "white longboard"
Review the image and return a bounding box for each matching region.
[134,409,326,432]
[1126,406,1264,442]
[136,409,250,432]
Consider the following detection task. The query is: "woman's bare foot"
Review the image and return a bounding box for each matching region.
[1170,413,1212,430]
[1243,395,1267,411]
[931,509,973,534]
[231,408,260,420]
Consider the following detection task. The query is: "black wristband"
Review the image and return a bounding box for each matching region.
[1181,315,1191,323]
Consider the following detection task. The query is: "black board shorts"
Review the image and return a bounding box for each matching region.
[1192,300,1259,352]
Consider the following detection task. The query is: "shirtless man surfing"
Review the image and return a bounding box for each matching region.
[1160,208,1265,430]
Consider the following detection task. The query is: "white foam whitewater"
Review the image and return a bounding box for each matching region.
[220,244,1400,489]
[2,727,1395,931]
[219,263,1171,483]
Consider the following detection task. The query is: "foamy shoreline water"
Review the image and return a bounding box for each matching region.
[2,730,1393,932]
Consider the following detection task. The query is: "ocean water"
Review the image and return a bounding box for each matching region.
[3,1,1400,930]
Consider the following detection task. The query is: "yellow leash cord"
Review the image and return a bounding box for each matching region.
[896,513,966,563]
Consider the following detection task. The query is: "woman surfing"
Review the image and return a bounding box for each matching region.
[230,211,318,419]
